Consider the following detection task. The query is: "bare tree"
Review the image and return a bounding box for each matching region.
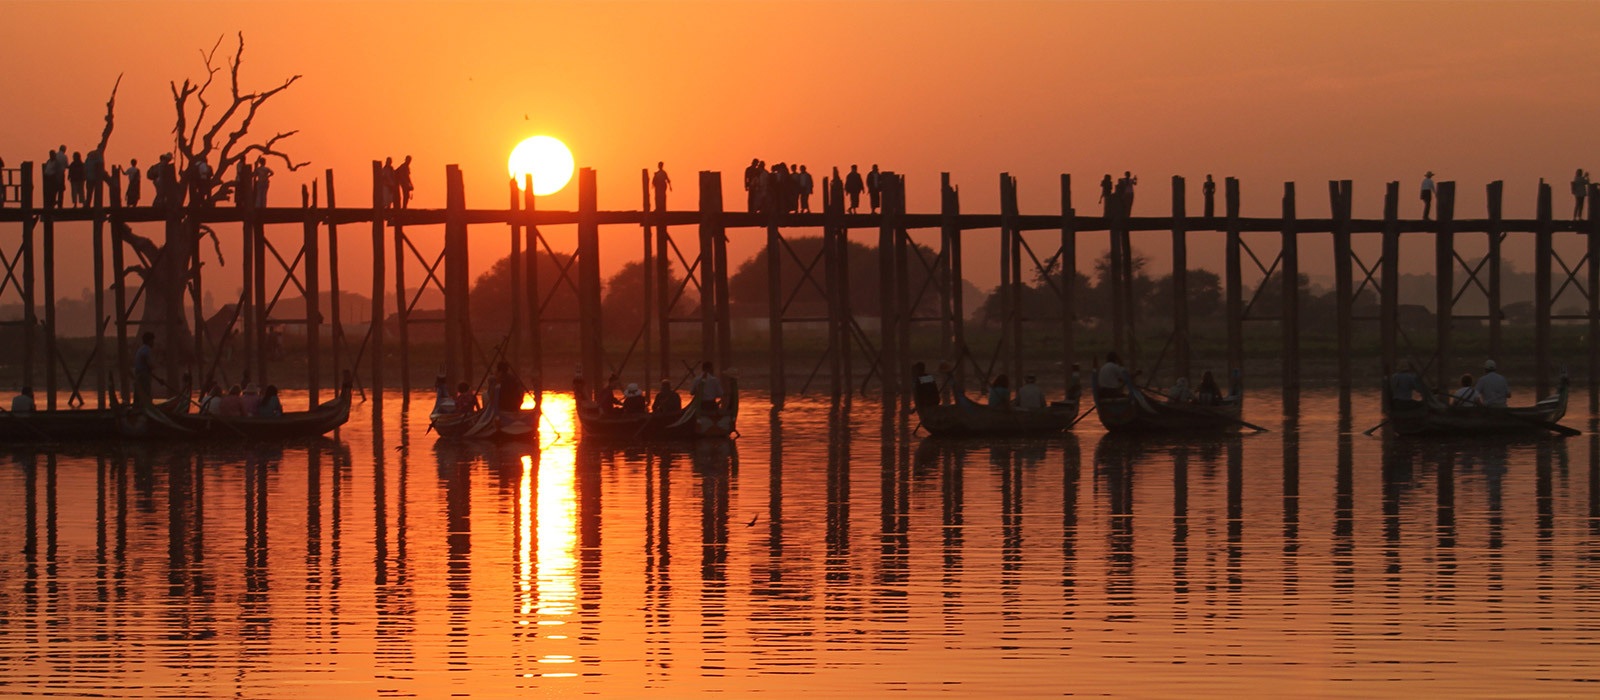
[116,33,307,366]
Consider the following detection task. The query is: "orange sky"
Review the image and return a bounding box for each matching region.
[5,0,1600,297]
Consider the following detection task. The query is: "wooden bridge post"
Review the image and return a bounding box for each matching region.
[446,164,471,391]
[880,175,902,399]
[894,175,913,407]
[251,164,269,387]
[238,163,259,387]
[1588,184,1600,413]
[110,164,130,403]
[946,177,964,398]
[523,174,542,401]
[827,175,849,395]
[1380,182,1400,375]
[93,169,109,407]
[1060,174,1077,390]
[712,180,733,373]
[510,177,524,374]
[638,170,651,390]
[939,174,955,371]
[303,181,321,405]
[1171,176,1190,381]
[1534,181,1553,395]
[18,166,34,399]
[369,160,385,400]
[578,167,603,404]
[766,171,787,407]
[653,174,671,383]
[1434,182,1456,389]
[41,172,56,409]
[1281,182,1300,399]
[1331,180,1353,396]
[998,173,1016,382]
[1108,177,1128,360]
[698,172,719,373]
[1486,181,1504,361]
[1224,177,1242,375]
[392,187,410,398]
[324,170,343,384]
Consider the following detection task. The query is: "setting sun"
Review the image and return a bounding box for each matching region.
[509,135,575,196]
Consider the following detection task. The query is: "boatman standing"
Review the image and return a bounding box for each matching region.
[133,332,155,406]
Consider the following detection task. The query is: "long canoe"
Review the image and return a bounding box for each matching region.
[916,395,1080,438]
[431,401,538,441]
[1095,390,1245,433]
[577,380,738,441]
[1384,374,1571,436]
[0,394,189,443]
[151,383,354,440]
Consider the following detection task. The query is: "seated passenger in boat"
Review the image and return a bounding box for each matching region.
[240,384,262,416]
[987,374,1010,408]
[911,362,941,409]
[258,385,284,418]
[453,382,479,414]
[200,384,224,415]
[1389,362,1424,407]
[218,385,246,417]
[1194,371,1223,406]
[1451,374,1479,405]
[1168,377,1193,404]
[1472,359,1510,408]
[1015,375,1045,410]
[652,379,681,415]
[621,383,648,413]
[495,362,528,412]
[603,373,624,413]
[10,387,35,414]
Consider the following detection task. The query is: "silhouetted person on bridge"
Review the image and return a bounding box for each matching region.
[48,146,68,208]
[253,157,273,208]
[867,164,882,214]
[68,151,86,207]
[125,159,140,206]
[1203,174,1216,218]
[1420,171,1435,221]
[744,158,763,212]
[1098,174,1113,207]
[396,155,414,208]
[798,165,813,213]
[652,161,671,212]
[1572,168,1589,221]
[845,165,864,214]
[1118,171,1138,214]
[85,148,105,203]
[380,157,397,208]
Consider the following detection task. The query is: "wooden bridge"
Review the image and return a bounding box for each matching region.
[0,160,1596,413]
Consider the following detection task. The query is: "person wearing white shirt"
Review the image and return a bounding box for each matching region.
[1472,359,1510,408]
[1421,171,1436,220]
[1451,373,1478,405]
[1015,375,1045,410]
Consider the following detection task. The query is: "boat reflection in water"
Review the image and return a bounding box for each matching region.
[1,389,1598,696]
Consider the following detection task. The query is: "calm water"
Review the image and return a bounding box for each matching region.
[2,389,1599,697]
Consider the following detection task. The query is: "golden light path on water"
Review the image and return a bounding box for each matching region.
[532,393,578,677]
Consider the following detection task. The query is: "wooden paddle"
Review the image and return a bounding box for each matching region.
[1362,420,1387,436]
[1068,404,1098,428]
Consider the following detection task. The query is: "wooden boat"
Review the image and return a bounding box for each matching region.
[153,382,354,440]
[429,376,541,441]
[577,379,738,441]
[1093,370,1246,434]
[916,394,1080,438]
[1383,373,1572,436]
[0,393,189,443]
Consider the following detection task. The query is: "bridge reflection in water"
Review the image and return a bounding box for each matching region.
[0,389,1597,697]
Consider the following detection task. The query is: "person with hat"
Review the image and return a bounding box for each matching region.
[1015,374,1046,410]
[1472,359,1510,408]
[621,383,648,413]
[1421,171,1436,221]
